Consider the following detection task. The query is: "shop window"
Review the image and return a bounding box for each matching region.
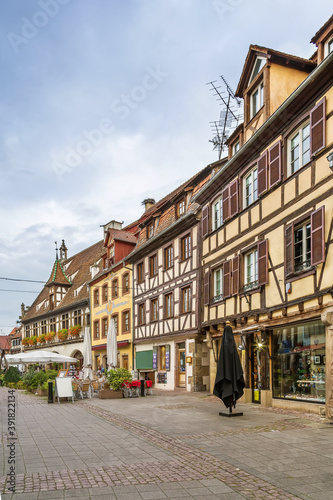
[243,165,258,208]
[164,245,173,269]
[164,293,173,318]
[272,320,326,403]
[181,234,191,260]
[122,273,129,294]
[122,310,130,333]
[102,284,108,303]
[285,207,325,276]
[138,303,145,325]
[149,254,158,277]
[93,320,99,340]
[181,286,191,313]
[137,262,144,283]
[151,298,158,322]
[112,279,118,299]
[102,317,108,338]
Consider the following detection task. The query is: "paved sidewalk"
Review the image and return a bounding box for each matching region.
[0,387,332,499]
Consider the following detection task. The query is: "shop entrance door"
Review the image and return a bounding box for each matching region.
[251,340,262,404]
[177,343,186,388]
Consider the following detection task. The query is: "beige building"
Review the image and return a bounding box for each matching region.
[195,17,333,416]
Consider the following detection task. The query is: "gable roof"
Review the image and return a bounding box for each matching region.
[236,45,316,97]
[0,336,10,351]
[311,15,333,44]
[104,228,138,246]
[22,240,105,323]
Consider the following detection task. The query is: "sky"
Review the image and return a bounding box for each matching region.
[0,0,332,334]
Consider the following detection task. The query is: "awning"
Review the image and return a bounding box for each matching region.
[117,340,129,348]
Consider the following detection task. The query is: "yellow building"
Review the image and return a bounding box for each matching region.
[89,221,138,372]
[195,17,333,416]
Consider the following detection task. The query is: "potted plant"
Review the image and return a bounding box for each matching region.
[45,331,56,343]
[22,337,30,347]
[58,329,68,341]
[29,336,37,346]
[102,368,132,399]
[69,324,81,338]
[37,334,46,344]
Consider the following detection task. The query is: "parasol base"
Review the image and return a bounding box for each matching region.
[219,411,243,417]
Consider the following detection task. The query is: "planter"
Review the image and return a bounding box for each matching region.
[98,389,123,399]
[37,388,48,397]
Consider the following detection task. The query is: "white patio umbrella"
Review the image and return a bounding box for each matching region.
[82,326,93,379]
[4,350,78,365]
[107,317,117,370]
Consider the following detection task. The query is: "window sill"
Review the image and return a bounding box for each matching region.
[212,295,224,305]
[180,310,192,316]
[286,267,315,283]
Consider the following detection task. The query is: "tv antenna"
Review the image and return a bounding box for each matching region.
[207,76,243,159]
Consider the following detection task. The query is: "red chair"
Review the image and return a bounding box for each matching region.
[145,380,153,395]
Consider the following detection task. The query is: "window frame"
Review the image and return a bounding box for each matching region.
[243,248,258,292]
[250,81,264,119]
[101,316,108,338]
[213,267,223,303]
[243,164,258,208]
[111,313,119,335]
[212,196,223,231]
[111,278,118,299]
[164,245,174,270]
[138,303,145,326]
[147,222,154,239]
[177,199,185,217]
[93,288,99,307]
[294,220,311,273]
[93,320,100,340]
[164,292,174,318]
[102,284,108,303]
[287,121,311,176]
[122,272,130,295]
[181,234,192,261]
[233,140,240,156]
[122,309,130,333]
[150,298,159,322]
[181,285,191,314]
[137,262,144,284]
[149,254,158,277]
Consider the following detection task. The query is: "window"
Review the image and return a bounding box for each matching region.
[149,254,158,277]
[50,293,54,310]
[151,298,158,322]
[25,325,30,338]
[94,289,99,306]
[93,320,100,340]
[289,122,310,174]
[73,309,82,326]
[159,345,166,370]
[122,310,130,333]
[177,199,185,216]
[212,197,223,230]
[50,317,56,332]
[249,57,265,83]
[244,166,258,207]
[181,286,191,313]
[61,314,69,329]
[41,320,47,334]
[233,141,240,155]
[244,249,258,291]
[213,268,223,302]
[164,245,173,269]
[138,303,145,325]
[102,284,108,303]
[102,317,108,338]
[181,234,191,260]
[137,262,144,283]
[112,279,118,299]
[164,293,174,318]
[250,82,264,119]
[329,38,333,55]
[122,273,129,294]
[147,223,154,239]
[111,314,119,335]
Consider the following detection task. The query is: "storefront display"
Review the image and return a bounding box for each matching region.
[272,320,325,403]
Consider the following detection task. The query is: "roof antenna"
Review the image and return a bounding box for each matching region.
[207,75,243,159]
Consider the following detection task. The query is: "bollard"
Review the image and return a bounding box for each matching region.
[48,381,53,404]
[140,379,145,397]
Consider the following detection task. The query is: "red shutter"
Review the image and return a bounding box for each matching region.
[222,185,230,222]
[204,270,210,306]
[285,223,294,276]
[311,206,325,266]
[202,205,209,238]
[232,256,240,296]
[269,141,281,188]
[257,151,268,196]
[223,260,231,298]
[310,97,326,156]
[229,180,239,217]
[258,240,268,285]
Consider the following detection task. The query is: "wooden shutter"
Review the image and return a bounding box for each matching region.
[202,205,209,238]
[269,141,281,188]
[223,260,231,298]
[310,97,326,156]
[257,151,268,196]
[222,185,230,222]
[231,255,240,296]
[285,223,294,276]
[204,270,210,306]
[311,206,325,266]
[229,180,239,218]
[258,239,268,285]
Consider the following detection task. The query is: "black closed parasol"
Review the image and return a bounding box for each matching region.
[213,323,245,417]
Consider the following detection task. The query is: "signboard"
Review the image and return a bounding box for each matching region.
[165,348,170,371]
[55,377,74,404]
[152,348,157,370]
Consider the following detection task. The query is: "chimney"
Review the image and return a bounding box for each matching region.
[102,220,123,236]
[59,240,68,261]
[142,198,155,212]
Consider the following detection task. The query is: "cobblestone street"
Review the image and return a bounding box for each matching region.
[1,387,333,499]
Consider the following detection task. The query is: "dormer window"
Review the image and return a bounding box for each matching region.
[233,141,240,156]
[147,222,154,239]
[250,82,264,119]
[249,57,265,83]
[177,199,185,217]
[325,37,333,57]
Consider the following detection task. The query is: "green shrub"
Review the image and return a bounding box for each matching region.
[40,379,55,392]
[4,366,21,384]
[45,369,58,380]
[106,367,132,391]
[30,371,48,389]
[22,367,36,388]
[16,380,26,390]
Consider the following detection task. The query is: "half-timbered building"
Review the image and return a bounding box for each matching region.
[127,168,215,391]
[195,16,333,416]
